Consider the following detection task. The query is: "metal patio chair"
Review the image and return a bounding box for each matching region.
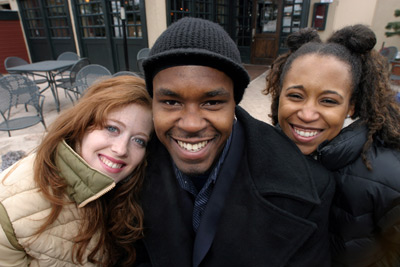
[57,51,80,61]
[56,58,90,102]
[4,56,49,92]
[75,64,112,96]
[112,71,141,77]
[55,51,81,77]
[0,75,46,137]
[380,46,398,64]
[136,48,150,75]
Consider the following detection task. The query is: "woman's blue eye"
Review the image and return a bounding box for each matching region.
[106,125,118,133]
[133,137,146,147]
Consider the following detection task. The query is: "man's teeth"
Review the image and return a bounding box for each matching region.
[100,156,122,169]
[177,140,208,152]
[294,128,319,137]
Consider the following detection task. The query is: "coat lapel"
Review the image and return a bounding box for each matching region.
[193,122,245,267]
[141,142,194,266]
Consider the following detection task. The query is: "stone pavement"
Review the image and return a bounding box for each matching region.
[0,69,273,168]
[0,82,75,160]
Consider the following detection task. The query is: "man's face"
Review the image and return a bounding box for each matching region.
[152,65,235,176]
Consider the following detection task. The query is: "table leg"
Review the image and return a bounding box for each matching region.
[46,71,60,112]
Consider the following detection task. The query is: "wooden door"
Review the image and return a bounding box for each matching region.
[251,0,282,65]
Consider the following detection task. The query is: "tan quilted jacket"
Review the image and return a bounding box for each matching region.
[0,141,115,266]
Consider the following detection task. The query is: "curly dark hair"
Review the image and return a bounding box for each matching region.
[263,24,400,169]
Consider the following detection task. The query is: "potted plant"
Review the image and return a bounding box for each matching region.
[385,9,400,37]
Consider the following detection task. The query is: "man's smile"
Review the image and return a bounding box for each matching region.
[177,140,209,152]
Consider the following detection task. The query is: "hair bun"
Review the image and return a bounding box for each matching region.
[327,24,376,54]
[286,28,321,52]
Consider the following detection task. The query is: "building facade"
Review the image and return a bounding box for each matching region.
[1,0,399,73]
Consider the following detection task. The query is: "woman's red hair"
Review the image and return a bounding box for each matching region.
[33,75,152,265]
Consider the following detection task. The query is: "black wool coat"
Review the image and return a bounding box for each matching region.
[135,106,335,267]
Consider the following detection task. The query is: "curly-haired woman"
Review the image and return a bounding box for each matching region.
[264,25,400,266]
[0,75,153,266]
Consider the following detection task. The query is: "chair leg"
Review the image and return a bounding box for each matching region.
[41,119,47,130]
[65,91,75,105]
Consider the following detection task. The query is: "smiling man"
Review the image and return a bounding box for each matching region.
[136,17,335,267]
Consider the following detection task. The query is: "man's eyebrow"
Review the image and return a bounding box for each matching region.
[155,88,179,97]
[205,88,231,97]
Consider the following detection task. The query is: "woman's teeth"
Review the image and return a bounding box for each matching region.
[294,128,319,137]
[177,140,208,152]
[100,156,122,169]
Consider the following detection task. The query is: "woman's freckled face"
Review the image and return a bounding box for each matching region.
[80,104,153,183]
[278,54,355,155]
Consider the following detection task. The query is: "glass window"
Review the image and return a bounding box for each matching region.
[256,0,279,34]
[75,0,106,38]
[169,0,191,23]
[20,0,46,38]
[234,0,252,47]
[44,0,71,38]
[108,0,143,38]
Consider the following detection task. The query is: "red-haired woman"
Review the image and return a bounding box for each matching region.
[0,76,153,266]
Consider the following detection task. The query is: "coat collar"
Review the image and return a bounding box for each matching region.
[235,106,320,205]
[317,120,367,171]
[55,140,115,208]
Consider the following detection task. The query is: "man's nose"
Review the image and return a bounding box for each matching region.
[177,106,207,133]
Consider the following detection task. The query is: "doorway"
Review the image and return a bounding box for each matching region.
[250,0,310,65]
[72,0,148,73]
[17,0,77,62]
[251,0,282,65]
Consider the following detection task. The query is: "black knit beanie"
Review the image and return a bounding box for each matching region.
[143,17,250,104]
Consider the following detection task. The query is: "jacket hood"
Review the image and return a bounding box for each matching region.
[55,140,115,207]
[317,120,368,171]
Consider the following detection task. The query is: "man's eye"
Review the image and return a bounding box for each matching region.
[132,137,146,147]
[204,100,221,106]
[164,100,180,106]
[106,125,118,133]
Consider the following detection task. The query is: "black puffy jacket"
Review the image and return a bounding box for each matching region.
[317,120,400,267]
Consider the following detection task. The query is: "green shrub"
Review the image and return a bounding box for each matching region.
[385,9,400,37]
